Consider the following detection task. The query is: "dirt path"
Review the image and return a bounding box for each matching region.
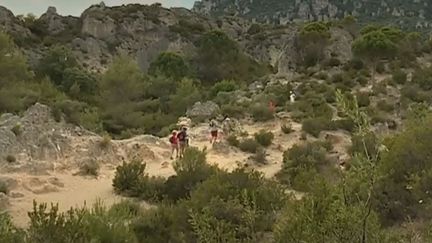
[4,119,305,227]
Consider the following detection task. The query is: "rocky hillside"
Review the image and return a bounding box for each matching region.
[193,0,432,30]
[0,3,352,74]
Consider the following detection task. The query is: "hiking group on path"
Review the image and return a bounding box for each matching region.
[169,115,233,160]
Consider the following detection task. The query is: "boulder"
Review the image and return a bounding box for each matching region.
[186,101,220,121]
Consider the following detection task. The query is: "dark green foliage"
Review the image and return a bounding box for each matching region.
[376,99,394,112]
[356,92,371,107]
[0,180,8,194]
[331,118,355,133]
[297,22,331,66]
[195,30,268,83]
[281,123,293,134]
[349,132,379,159]
[375,115,432,225]
[302,117,332,137]
[164,147,218,201]
[277,141,334,191]
[148,52,190,80]
[238,138,260,153]
[113,160,147,196]
[392,70,407,85]
[254,130,274,147]
[274,182,384,243]
[412,67,432,91]
[210,80,239,97]
[227,134,240,147]
[27,201,137,243]
[0,212,25,242]
[250,104,274,122]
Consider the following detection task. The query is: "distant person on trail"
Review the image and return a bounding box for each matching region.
[222,115,231,137]
[290,91,296,103]
[269,100,276,114]
[209,118,219,144]
[177,127,188,158]
[169,131,179,160]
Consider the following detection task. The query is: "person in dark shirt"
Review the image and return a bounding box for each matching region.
[177,127,188,158]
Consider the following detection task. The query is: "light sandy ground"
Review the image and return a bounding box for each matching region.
[3,118,348,227]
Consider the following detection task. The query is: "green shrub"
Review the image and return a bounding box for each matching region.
[250,104,274,122]
[281,123,294,134]
[348,58,364,70]
[331,118,355,133]
[227,134,240,147]
[27,201,137,243]
[0,180,8,194]
[376,99,394,112]
[392,70,407,85]
[11,124,22,136]
[253,147,267,164]
[221,104,246,119]
[374,116,432,225]
[99,134,112,149]
[79,159,100,176]
[277,141,333,191]
[239,138,260,153]
[5,155,16,163]
[254,130,274,147]
[164,147,217,201]
[302,117,332,137]
[356,92,370,107]
[0,212,25,242]
[211,80,239,97]
[376,62,385,73]
[113,160,146,196]
[356,75,368,85]
[349,132,378,159]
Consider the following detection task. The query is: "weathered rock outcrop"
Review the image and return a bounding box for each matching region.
[0,3,354,75]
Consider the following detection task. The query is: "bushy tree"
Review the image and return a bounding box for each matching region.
[375,114,432,225]
[0,33,31,87]
[148,52,191,80]
[99,55,147,135]
[195,30,268,83]
[352,26,401,79]
[297,22,331,66]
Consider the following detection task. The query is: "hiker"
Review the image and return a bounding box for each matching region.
[177,126,188,158]
[169,131,179,160]
[222,115,231,137]
[290,91,296,103]
[269,100,276,113]
[209,118,219,144]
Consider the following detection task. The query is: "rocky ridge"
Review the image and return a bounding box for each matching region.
[0,3,353,75]
[193,0,432,31]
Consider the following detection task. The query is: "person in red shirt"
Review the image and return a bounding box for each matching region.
[269,100,276,114]
[169,131,179,160]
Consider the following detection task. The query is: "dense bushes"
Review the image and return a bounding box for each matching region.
[238,138,260,153]
[254,130,274,147]
[374,115,432,225]
[250,104,274,122]
[277,141,334,191]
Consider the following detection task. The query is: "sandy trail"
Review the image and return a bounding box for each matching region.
[4,119,305,227]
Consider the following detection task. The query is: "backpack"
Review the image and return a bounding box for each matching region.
[169,136,176,144]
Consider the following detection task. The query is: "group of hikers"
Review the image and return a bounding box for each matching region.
[169,115,232,160]
[168,91,297,160]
